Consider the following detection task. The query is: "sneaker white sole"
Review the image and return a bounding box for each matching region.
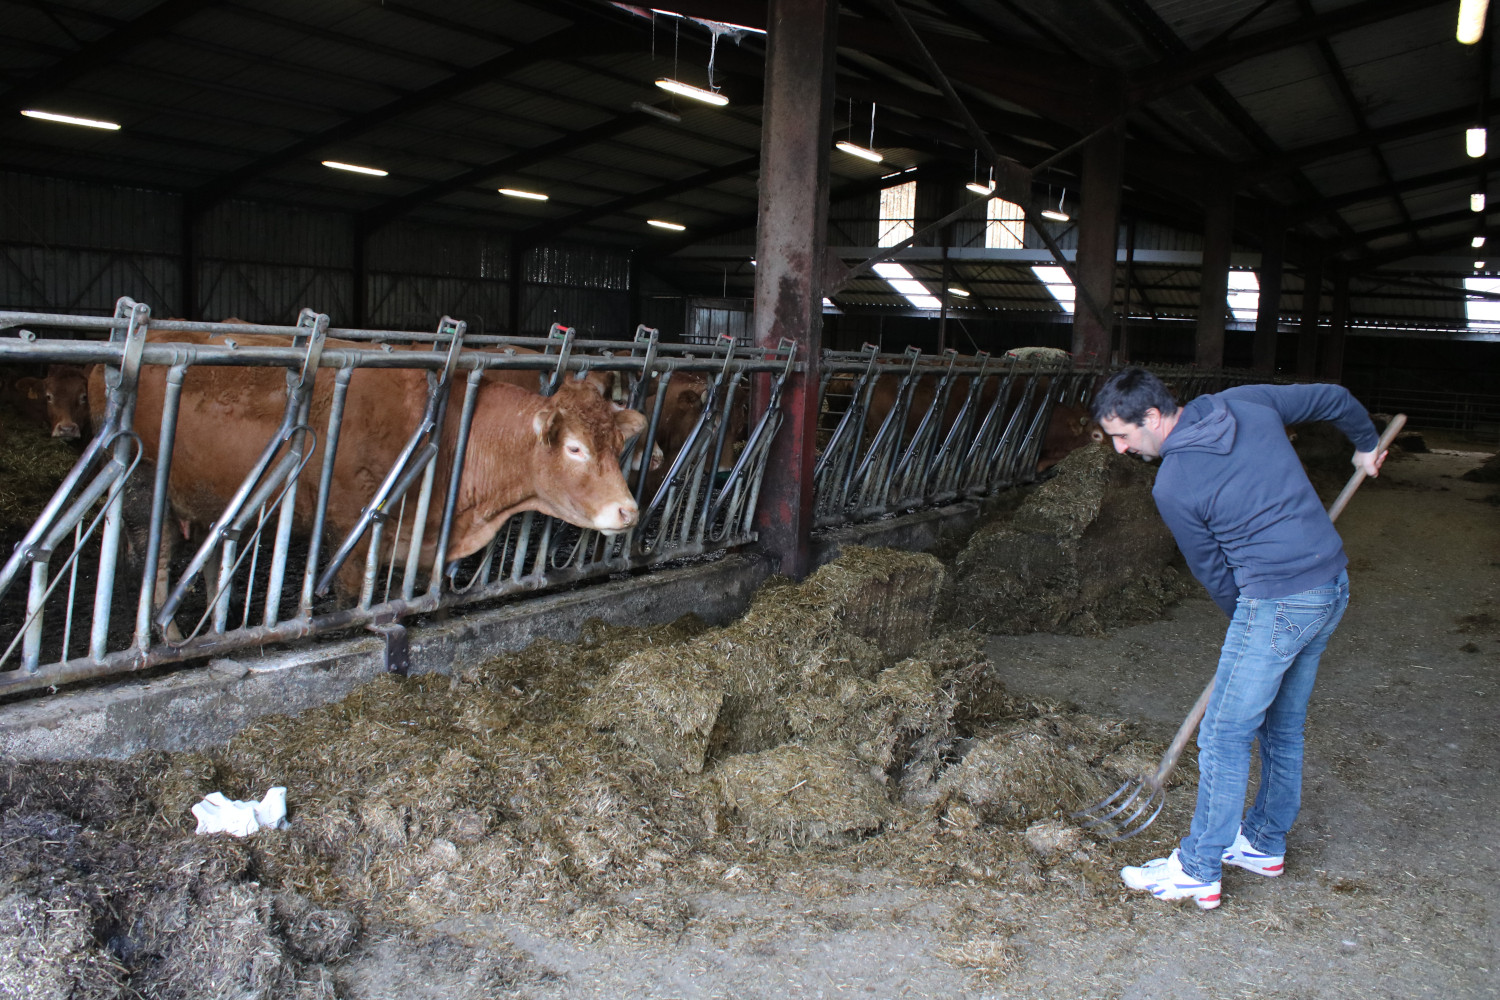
[1222,850,1284,877]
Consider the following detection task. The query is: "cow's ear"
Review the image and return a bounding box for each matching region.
[533,405,562,445]
[16,377,39,398]
[614,407,647,438]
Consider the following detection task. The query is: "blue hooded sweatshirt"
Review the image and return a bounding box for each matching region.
[1153,383,1379,616]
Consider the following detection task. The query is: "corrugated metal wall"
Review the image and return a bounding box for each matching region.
[0,172,638,334]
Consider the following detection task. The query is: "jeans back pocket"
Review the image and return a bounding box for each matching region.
[1271,600,1333,659]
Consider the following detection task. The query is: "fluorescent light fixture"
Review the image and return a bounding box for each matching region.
[1040,208,1071,222]
[947,287,971,297]
[20,109,120,130]
[1477,260,1488,269]
[1458,0,1490,43]
[323,160,388,176]
[966,181,996,195]
[835,140,883,163]
[1031,265,1076,314]
[655,78,728,106]
[647,219,686,231]
[1473,192,1487,212]
[1475,235,1488,248]
[498,187,548,201]
[631,101,682,123]
[1468,127,1488,158]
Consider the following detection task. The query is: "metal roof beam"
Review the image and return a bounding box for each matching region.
[1128,0,1451,105]
[187,22,621,212]
[1289,159,1500,223]
[1244,104,1485,181]
[517,155,761,247]
[1,0,216,117]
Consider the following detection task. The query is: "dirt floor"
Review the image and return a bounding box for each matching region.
[0,435,1494,999]
[434,440,1497,1000]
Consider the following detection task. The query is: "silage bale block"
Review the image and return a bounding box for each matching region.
[946,446,1180,634]
[809,546,946,659]
[700,744,895,848]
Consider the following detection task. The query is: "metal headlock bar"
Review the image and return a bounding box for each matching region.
[0,299,1261,698]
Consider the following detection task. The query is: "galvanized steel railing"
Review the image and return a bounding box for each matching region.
[813,345,1102,527]
[0,298,794,696]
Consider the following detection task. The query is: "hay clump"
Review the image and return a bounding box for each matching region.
[944,446,1185,634]
[588,546,944,772]
[699,743,896,848]
[935,723,1103,829]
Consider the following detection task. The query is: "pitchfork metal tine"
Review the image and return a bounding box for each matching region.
[1073,775,1165,841]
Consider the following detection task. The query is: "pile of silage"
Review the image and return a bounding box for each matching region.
[0,544,1196,995]
[944,445,1190,635]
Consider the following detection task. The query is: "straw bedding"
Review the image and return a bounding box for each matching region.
[0,465,1198,996]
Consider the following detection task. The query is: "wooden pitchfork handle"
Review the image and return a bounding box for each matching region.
[1144,412,1407,793]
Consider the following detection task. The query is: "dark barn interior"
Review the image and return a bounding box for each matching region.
[0,3,1497,999]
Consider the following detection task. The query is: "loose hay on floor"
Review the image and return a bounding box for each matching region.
[0,543,1198,997]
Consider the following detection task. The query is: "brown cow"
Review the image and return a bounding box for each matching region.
[16,364,91,440]
[638,372,750,495]
[90,330,646,598]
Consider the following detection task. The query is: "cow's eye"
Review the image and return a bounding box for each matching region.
[45,393,54,402]
[565,442,588,459]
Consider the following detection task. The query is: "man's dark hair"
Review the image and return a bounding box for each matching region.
[1090,366,1179,425]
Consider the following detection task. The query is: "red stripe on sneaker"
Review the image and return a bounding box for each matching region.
[1266,863,1283,872]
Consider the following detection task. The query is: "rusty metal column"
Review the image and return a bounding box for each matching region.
[751,0,837,580]
[1072,120,1124,363]
[1319,269,1349,383]
[1195,179,1233,369]
[1297,250,1324,378]
[1252,202,1285,374]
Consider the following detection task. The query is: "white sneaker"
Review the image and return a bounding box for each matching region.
[1120,848,1222,910]
[1222,828,1284,877]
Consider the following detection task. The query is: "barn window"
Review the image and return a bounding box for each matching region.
[1464,276,1500,327]
[985,198,1026,249]
[878,180,916,247]
[1227,270,1259,324]
[1031,265,1076,314]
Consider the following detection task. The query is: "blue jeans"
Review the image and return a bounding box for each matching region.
[1178,571,1350,883]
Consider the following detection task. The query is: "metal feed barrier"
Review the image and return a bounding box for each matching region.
[0,297,1261,699]
[813,345,1102,527]
[0,298,795,696]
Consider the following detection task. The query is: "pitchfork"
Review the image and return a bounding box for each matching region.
[1073,412,1408,841]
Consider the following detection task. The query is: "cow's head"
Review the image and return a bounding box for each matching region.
[530,380,646,534]
[18,365,90,439]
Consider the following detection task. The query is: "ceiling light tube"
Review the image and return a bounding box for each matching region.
[647,219,686,231]
[1473,192,1487,212]
[1040,209,1070,222]
[323,160,388,176]
[655,78,728,106]
[1476,260,1487,269]
[20,109,120,130]
[966,181,996,195]
[948,287,971,297]
[1475,235,1488,248]
[1469,127,1488,158]
[498,187,548,201]
[1457,0,1490,44]
[835,140,883,163]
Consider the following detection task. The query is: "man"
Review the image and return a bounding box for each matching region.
[1091,367,1384,910]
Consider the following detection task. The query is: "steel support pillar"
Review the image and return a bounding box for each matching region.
[1319,269,1349,383]
[1195,179,1233,369]
[1072,120,1124,363]
[751,0,837,580]
[1252,202,1285,374]
[1297,251,1324,378]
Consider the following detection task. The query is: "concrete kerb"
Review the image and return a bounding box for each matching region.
[0,501,992,762]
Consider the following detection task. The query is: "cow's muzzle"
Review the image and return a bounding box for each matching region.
[593,500,639,534]
[51,423,81,440]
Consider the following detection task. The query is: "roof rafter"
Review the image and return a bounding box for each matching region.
[187,22,624,212]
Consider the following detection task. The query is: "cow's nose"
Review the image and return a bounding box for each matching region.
[52,424,80,439]
[617,502,638,528]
